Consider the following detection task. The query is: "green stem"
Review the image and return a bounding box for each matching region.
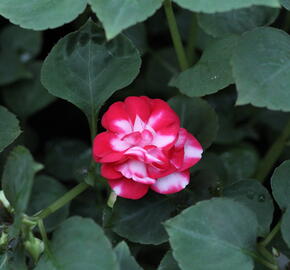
[163,0,189,71]
[107,191,117,208]
[255,119,290,182]
[37,219,52,257]
[186,13,198,65]
[90,113,97,142]
[257,244,277,264]
[260,220,282,247]
[37,219,60,268]
[35,182,89,220]
[251,252,279,270]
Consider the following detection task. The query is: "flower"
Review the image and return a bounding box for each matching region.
[93,96,203,199]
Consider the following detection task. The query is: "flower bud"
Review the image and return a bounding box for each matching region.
[24,235,44,262]
[0,191,10,210]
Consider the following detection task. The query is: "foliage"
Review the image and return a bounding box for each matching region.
[1,1,290,270]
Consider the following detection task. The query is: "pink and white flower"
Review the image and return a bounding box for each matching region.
[93,96,203,199]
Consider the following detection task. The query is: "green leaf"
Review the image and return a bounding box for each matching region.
[0,50,31,85]
[158,251,181,270]
[124,23,148,55]
[27,175,69,232]
[220,147,259,181]
[165,198,258,270]
[114,241,143,270]
[281,208,290,248]
[145,48,179,100]
[1,146,41,215]
[35,216,118,270]
[173,0,280,13]
[0,106,21,153]
[89,0,163,39]
[280,0,290,9]
[168,96,219,149]
[0,25,42,60]
[271,160,290,210]
[170,36,239,97]
[197,6,279,38]
[0,246,27,270]
[223,179,274,236]
[272,232,290,259]
[0,0,87,30]
[41,19,141,125]
[111,193,175,245]
[44,139,88,181]
[232,27,290,111]
[2,62,55,119]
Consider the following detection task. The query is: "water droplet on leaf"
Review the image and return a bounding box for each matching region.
[258,194,265,202]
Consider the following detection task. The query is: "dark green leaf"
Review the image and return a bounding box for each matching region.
[197,6,279,38]
[89,0,163,39]
[158,251,180,270]
[0,0,87,30]
[1,146,41,215]
[0,106,21,153]
[272,232,290,259]
[0,246,27,270]
[114,241,143,270]
[41,20,141,124]
[220,147,259,181]
[170,36,239,97]
[223,179,274,236]
[111,193,175,245]
[173,0,280,13]
[35,216,118,270]
[165,198,258,270]
[44,139,88,181]
[168,96,218,149]
[281,208,290,248]
[215,112,254,145]
[232,27,290,111]
[271,160,290,210]
[2,62,55,119]
[0,25,42,60]
[27,175,69,232]
[145,48,178,100]
[0,50,31,85]
[280,0,290,9]
[124,23,148,55]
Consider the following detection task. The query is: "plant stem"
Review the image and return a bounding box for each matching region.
[163,0,189,71]
[90,113,97,142]
[107,191,117,208]
[186,13,198,65]
[257,244,277,264]
[35,182,89,220]
[251,252,279,270]
[260,220,282,247]
[37,219,52,257]
[255,119,290,182]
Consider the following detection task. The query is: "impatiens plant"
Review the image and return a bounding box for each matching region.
[1,1,290,270]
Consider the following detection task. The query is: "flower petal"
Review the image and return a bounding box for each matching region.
[151,171,190,194]
[93,132,129,163]
[124,96,151,124]
[108,178,149,199]
[116,159,156,184]
[102,101,132,134]
[179,131,203,171]
[101,164,122,179]
[147,99,180,131]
